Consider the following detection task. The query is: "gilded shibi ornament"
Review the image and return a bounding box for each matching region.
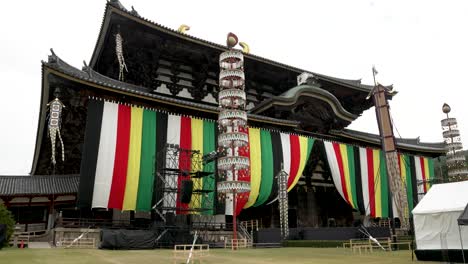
[115,32,128,81]
[47,97,65,165]
[177,24,190,34]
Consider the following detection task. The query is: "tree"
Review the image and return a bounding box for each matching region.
[0,204,15,247]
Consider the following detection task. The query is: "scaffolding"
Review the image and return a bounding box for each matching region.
[154,144,215,221]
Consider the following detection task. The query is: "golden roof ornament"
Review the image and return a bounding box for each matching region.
[177,24,190,34]
[239,42,250,54]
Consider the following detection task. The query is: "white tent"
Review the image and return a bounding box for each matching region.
[413,181,468,254]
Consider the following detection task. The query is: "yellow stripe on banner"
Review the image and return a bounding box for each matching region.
[399,155,407,186]
[373,149,382,217]
[288,136,308,192]
[190,118,204,213]
[122,107,143,211]
[424,158,430,192]
[244,128,262,208]
[339,144,354,208]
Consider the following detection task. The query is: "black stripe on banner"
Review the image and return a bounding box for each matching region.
[77,99,104,208]
[353,146,365,215]
[153,112,168,208]
[214,124,225,215]
[266,131,283,204]
[409,156,419,209]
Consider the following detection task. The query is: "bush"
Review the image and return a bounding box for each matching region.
[0,204,15,247]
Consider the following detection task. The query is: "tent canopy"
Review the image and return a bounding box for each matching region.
[413,181,468,215]
[412,181,468,251]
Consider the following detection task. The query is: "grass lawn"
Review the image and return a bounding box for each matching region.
[0,247,437,264]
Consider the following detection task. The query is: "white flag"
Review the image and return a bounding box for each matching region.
[372,65,378,75]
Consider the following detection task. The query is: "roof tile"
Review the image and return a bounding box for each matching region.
[0,175,79,196]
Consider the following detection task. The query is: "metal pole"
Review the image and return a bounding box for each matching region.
[459,225,466,263]
[233,189,237,250]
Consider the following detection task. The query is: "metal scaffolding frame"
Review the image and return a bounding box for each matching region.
[154,144,215,221]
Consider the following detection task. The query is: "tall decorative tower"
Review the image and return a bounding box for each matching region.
[217,33,251,248]
[441,103,468,181]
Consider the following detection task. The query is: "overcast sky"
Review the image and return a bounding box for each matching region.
[0,0,466,175]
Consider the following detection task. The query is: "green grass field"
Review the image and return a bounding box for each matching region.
[0,247,436,264]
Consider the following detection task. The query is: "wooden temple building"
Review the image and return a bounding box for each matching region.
[0,0,446,237]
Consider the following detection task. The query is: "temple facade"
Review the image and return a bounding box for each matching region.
[0,1,446,235]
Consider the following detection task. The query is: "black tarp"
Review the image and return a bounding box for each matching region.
[100,227,194,249]
[0,224,6,249]
[100,229,157,249]
[458,203,468,225]
[257,227,391,243]
[415,249,468,263]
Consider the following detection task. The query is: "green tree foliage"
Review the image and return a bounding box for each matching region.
[434,150,468,183]
[433,156,448,183]
[0,204,15,247]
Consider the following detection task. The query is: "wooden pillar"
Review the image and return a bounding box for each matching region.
[47,196,55,230]
[372,84,408,229]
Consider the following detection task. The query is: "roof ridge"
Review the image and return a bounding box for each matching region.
[89,2,378,92]
[331,128,445,153]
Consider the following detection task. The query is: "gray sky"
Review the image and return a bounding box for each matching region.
[0,0,466,175]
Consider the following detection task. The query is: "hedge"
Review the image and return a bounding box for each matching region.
[0,204,15,248]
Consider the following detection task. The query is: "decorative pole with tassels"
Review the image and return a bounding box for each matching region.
[217,33,251,250]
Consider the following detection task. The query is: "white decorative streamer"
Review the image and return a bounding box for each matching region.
[116,32,128,81]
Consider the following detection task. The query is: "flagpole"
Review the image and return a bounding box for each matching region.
[372,65,378,86]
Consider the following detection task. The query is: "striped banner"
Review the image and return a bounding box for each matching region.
[78,101,217,213]
[190,118,204,214]
[136,109,157,211]
[244,131,314,209]
[235,127,251,216]
[324,141,436,218]
[414,155,435,202]
[202,121,216,215]
[91,101,117,209]
[78,100,316,215]
[77,100,104,208]
[398,153,417,213]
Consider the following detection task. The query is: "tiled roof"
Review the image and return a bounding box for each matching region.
[330,129,446,154]
[0,175,79,196]
[43,51,300,127]
[90,1,384,93]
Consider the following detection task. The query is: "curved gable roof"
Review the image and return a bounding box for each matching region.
[250,84,358,123]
